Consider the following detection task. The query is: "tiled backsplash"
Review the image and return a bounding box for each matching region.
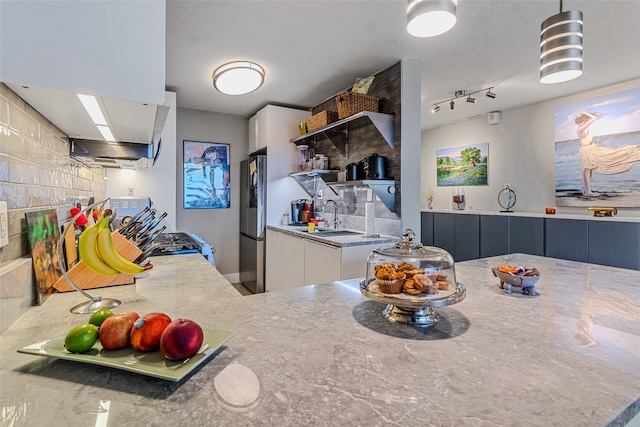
[0,83,106,332]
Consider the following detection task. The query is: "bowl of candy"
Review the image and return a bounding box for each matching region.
[491,265,540,296]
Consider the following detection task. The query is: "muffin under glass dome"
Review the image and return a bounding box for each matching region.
[360,229,466,327]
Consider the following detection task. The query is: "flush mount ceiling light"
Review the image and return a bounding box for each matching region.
[432,87,495,113]
[213,61,265,95]
[406,0,457,38]
[540,1,583,84]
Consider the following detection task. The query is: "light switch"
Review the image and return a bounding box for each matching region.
[0,201,8,248]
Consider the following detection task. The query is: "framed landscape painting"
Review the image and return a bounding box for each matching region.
[183,140,231,209]
[436,142,488,186]
[554,87,640,207]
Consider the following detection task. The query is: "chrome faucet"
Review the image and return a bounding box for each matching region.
[323,199,341,229]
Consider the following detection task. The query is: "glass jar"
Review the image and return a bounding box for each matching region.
[297,145,309,172]
[452,188,465,210]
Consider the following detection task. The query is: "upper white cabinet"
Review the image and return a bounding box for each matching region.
[0,1,165,105]
[248,105,309,155]
[249,105,311,226]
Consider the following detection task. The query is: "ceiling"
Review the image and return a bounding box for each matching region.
[166,0,640,130]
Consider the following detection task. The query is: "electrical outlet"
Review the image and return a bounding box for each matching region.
[339,190,344,200]
[367,189,373,202]
[0,201,8,248]
[317,189,323,200]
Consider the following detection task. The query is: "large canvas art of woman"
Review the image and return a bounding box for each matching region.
[555,87,640,207]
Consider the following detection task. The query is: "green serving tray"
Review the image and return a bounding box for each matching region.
[18,328,234,382]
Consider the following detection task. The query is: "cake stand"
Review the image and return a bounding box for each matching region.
[360,279,466,327]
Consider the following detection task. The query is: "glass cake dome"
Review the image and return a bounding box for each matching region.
[360,229,466,327]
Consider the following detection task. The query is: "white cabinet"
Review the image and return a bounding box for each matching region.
[304,239,341,285]
[265,228,379,291]
[248,105,309,155]
[265,229,281,292]
[279,233,306,291]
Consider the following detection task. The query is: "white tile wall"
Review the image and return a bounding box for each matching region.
[0,83,106,331]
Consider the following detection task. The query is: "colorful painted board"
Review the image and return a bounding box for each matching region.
[25,209,62,304]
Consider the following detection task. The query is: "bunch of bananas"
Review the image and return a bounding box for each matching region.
[79,215,144,276]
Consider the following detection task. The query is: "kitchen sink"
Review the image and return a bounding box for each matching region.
[304,229,363,237]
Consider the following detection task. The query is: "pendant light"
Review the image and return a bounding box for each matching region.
[539,1,583,84]
[213,61,265,95]
[407,0,457,38]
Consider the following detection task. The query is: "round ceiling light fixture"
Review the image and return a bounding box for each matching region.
[406,0,457,38]
[212,61,265,95]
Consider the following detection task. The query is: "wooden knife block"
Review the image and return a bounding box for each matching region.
[54,231,142,293]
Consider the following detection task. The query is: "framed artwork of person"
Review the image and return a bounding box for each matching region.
[554,87,640,207]
[183,140,231,209]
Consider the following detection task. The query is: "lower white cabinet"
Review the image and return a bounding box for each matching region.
[304,239,341,285]
[265,229,379,292]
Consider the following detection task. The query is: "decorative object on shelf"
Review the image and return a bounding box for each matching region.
[184,140,231,209]
[587,207,617,217]
[306,110,339,132]
[545,207,556,214]
[406,0,457,38]
[498,184,516,212]
[540,1,583,84]
[427,189,434,209]
[352,76,375,94]
[492,266,540,296]
[452,187,465,210]
[212,61,265,95]
[298,121,307,135]
[335,92,379,119]
[431,87,495,113]
[436,142,488,186]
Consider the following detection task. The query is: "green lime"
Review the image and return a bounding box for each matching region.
[64,324,99,353]
[88,309,113,328]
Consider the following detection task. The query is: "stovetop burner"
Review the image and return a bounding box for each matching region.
[150,232,201,255]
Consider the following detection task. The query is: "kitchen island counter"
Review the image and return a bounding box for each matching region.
[1,253,639,426]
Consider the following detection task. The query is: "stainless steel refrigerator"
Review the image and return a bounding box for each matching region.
[239,155,266,293]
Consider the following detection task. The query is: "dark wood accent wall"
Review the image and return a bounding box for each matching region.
[310,62,401,219]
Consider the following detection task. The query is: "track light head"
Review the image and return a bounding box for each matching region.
[431,104,441,113]
[486,90,496,99]
[466,96,476,103]
[450,100,455,110]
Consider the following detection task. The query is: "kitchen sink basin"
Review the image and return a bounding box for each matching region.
[304,229,363,237]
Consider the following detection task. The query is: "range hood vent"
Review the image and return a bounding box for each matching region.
[70,138,153,169]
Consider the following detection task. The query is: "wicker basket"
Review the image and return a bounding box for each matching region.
[335,92,379,119]
[306,110,339,132]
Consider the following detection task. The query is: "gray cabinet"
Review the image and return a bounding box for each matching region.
[454,214,480,261]
[480,215,509,257]
[546,218,588,262]
[433,213,455,256]
[588,221,639,269]
[421,211,434,246]
[510,217,545,256]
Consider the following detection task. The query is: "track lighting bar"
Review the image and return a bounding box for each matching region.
[431,87,495,113]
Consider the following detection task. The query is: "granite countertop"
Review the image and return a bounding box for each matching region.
[1,253,639,426]
[266,224,399,247]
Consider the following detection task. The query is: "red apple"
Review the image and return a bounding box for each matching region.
[160,318,204,361]
[99,311,140,350]
[130,312,172,351]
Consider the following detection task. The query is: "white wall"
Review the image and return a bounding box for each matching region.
[106,92,177,231]
[421,78,640,218]
[176,108,248,277]
[0,0,165,104]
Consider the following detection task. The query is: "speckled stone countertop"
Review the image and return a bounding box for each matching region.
[267,224,399,247]
[1,253,639,426]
